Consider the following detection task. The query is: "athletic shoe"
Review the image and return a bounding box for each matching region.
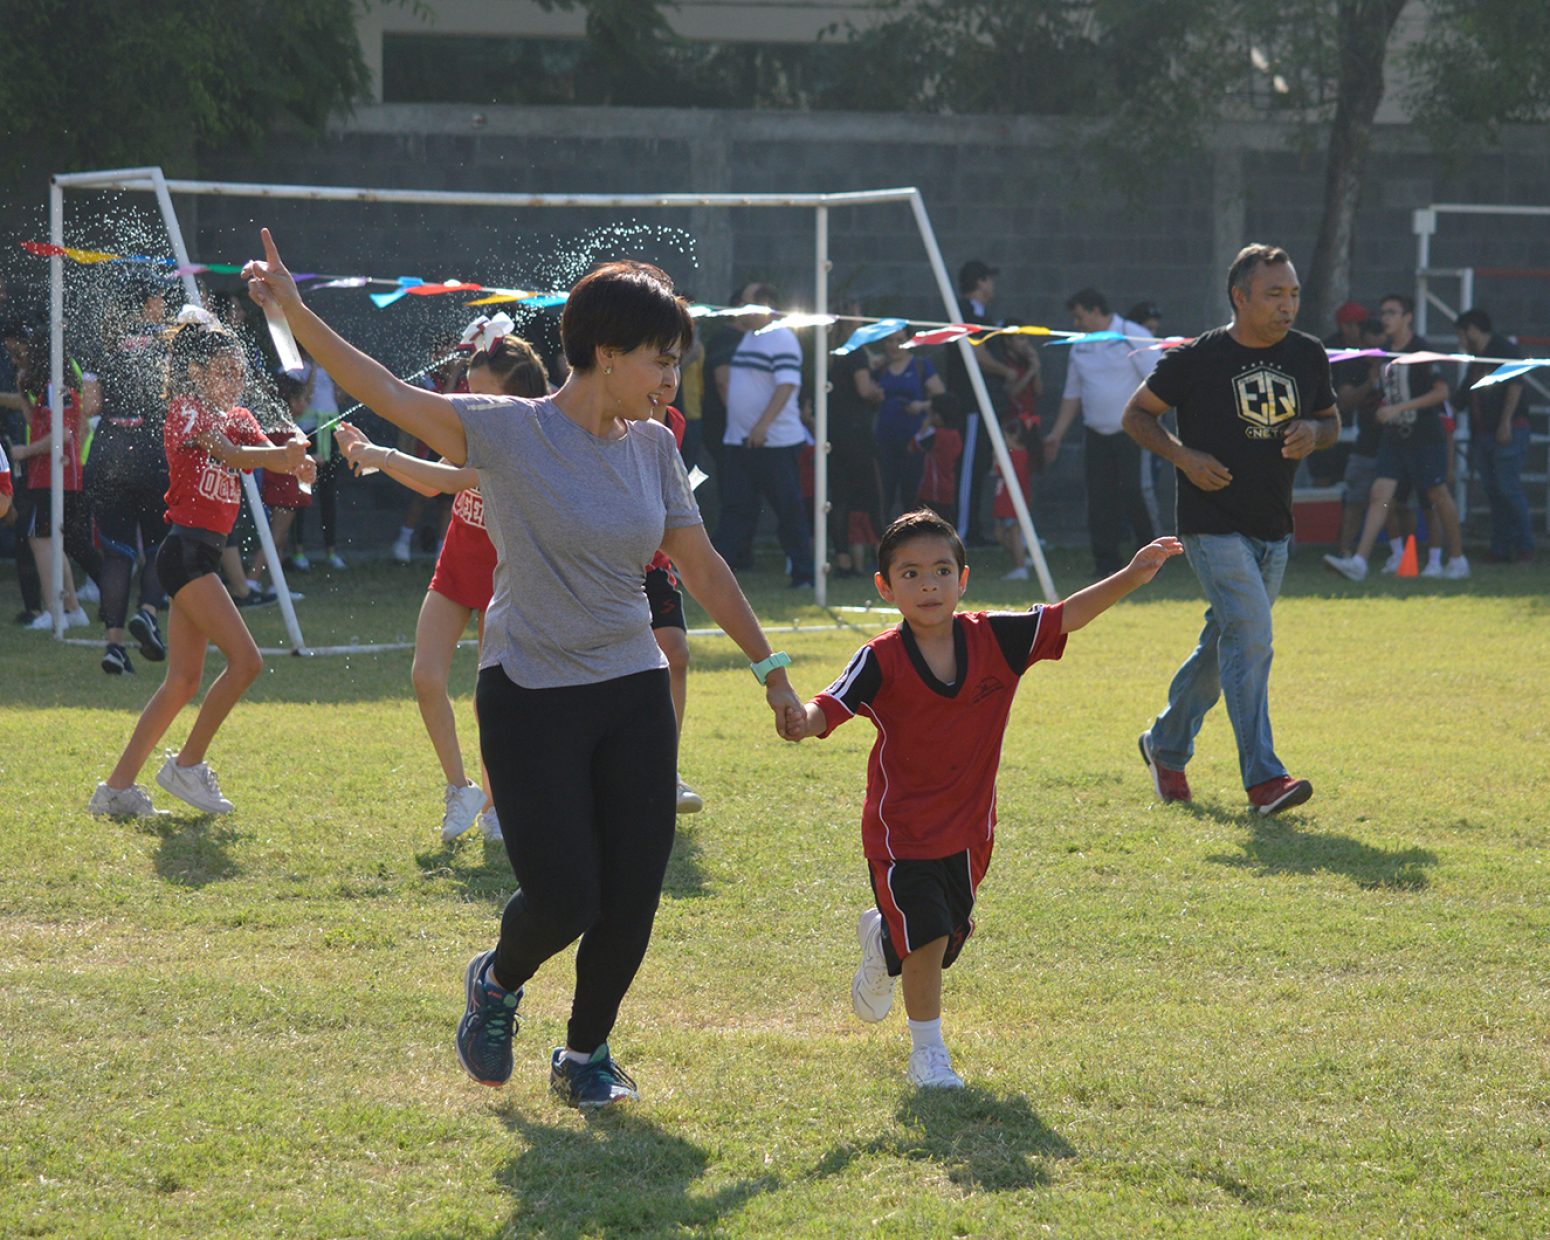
[234,589,276,609]
[65,606,90,629]
[1322,553,1367,582]
[550,1044,640,1109]
[441,781,486,842]
[1379,548,1404,575]
[325,553,348,570]
[392,534,413,564]
[127,609,165,662]
[155,752,234,814]
[77,577,100,603]
[87,782,167,818]
[1247,774,1313,816]
[676,776,704,814]
[245,578,263,594]
[907,1046,965,1090]
[1139,731,1191,803]
[27,611,56,631]
[1420,560,1444,579]
[851,908,896,1022]
[100,643,134,675]
[1444,555,1471,580]
[286,552,311,573]
[1002,566,1030,581]
[455,950,521,1087]
[478,807,503,843]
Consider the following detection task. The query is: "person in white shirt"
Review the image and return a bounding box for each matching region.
[1043,287,1159,575]
[711,284,814,587]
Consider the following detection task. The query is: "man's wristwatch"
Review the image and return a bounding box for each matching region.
[749,652,792,685]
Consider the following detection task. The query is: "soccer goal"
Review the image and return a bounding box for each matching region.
[39,167,1057,652]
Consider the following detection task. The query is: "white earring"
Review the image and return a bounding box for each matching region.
[604,366,613,375]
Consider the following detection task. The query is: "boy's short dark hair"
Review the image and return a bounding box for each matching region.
[1380,292,1415,318]
[1065,287,1109,315]
[877,508,966,583]
[929,390,963,422]
[561,260,694,373]
[1454,308,1492,334]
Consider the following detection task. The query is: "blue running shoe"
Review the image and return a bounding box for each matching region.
[455,950,521,1087]
[549,1044,640,1109]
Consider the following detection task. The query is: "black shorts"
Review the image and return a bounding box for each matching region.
[156,526,225,599]
[645,566,685,631]
[24,489,83,539]
[867,837,993,977]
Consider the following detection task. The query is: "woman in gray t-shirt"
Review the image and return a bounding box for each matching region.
[245,230,804,1109]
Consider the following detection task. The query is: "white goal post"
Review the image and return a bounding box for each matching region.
[41,167,1057,649]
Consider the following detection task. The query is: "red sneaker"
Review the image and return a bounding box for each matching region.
[1248,775,1313,816]
[1138,732,1190,803]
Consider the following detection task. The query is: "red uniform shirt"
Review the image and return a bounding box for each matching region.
[917,427,962,507]
[430,485,497,612]
[24,385,86,491]
[814,605,1067,861]
[991,446,1032,519]
[0,442,12,499]
[163,397,269,534]
[646,405,688,578]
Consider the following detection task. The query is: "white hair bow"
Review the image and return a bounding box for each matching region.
[459,312,516,354]
[174,304,220,328]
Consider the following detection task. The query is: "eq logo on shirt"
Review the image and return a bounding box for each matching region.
[1233,366,1299,439]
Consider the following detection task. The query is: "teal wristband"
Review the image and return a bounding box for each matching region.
[749,651,792,685]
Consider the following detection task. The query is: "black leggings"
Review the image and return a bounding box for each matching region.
[477,664,678,1055]
[292,453,342,550]
[92,468,169,628]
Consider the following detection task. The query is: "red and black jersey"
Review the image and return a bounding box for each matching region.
[814,605,1067,861]
[163,397,269,534]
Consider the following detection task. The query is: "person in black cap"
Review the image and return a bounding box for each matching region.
[942,260,1014,544]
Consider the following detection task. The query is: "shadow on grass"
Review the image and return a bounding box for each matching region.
[496,1108,776,1237]
[138,814,240,888]
[1206,819,1437,890]
[813,1086,1075,1192]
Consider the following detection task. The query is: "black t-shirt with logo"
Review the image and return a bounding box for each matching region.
[1379,336,1445,443]
[1146,326,1336,540]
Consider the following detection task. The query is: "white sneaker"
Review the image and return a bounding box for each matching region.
[1322,553,1368,582]
[77,578,100,603]
[676,776,704,814]
[1001,566,1029,581]
[1420,560,1444,579]
[87,782,168,818]
[851,908,896,1022]
[1444,555,1470,580]
[478,806,503,843]
[245,578,262,594]
[1379,549,1404,575]
[155,752,234,814]
[907,1045,965,1090]
[325,553,348,570]
[392,535,413,564]
[65,606,90,628]
[441,781,486,842]
[27,611,56,630]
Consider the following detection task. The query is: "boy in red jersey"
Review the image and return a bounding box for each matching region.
[789,508,1181,1088]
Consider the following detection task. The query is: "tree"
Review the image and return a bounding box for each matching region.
[0,0,376,177]
[838,0,1550,327]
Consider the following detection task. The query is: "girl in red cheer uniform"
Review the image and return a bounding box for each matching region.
[89,309,316,818]
[333,327,548,844]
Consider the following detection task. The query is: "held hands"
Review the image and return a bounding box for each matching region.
[1280,419,1318,460]
[1126,537,1185,584]
[764,675,806,742]
[242,228,302,316]
[1180,447,1232,491]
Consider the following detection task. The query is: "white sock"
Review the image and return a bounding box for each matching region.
[562,1046,594,1065]
[908,1017,945,1054]
[398,526,414,542]
[1427,547,1442,568]
[1389,536,1403,558]
[1352,552,1367,569]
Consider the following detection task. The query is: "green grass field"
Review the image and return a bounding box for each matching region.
[2,545,1547,1237]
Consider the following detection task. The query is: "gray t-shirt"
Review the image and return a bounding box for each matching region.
[452,394,702,688]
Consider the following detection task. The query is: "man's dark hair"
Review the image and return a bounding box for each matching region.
[1455,308,1492,335]
[1359,316,1384,337]
[562,261,693,373]
[877,508,967,583]
[1065,287,1109,315]
[1226,244,1293,308]
[1380,292,1416,318]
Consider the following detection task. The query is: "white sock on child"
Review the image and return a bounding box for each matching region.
[1389,536,1403,558]
[908,1017,945,1054]
[562,1047,592,1065]
[1427,546,1442,568]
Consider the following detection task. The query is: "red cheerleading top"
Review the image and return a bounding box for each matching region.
[163,396,269,534]
[813,605,1066,861]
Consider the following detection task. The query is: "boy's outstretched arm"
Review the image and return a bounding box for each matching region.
[1060,537,1184,633]
[788,701,829,742]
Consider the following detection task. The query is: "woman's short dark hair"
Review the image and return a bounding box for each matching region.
[877,508,966,583]
[561,261,693,373]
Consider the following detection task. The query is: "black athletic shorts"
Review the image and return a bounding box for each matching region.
[156,525,225,599]
[645,566,685,632]
[867,837,993,977]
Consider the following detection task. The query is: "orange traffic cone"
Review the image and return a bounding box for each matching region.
[1396,534,1419,578]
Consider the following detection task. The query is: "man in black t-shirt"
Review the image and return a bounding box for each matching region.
[1122,244,1339,816]
[1456,308,1534,562]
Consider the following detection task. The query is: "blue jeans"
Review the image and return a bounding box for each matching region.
[1151,532,1289,789]
[1476,425,1534,558]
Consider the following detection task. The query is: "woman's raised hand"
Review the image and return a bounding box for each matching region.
[242,228,302,315]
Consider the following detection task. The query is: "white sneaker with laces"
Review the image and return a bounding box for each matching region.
[1322,553,1368,582]
[1420,560,1444,579]
[27,611,56,630]
[87,782,168,818]
[155,752,234,814]
[676,776,704,814]
[65,607,90,628]
[441,781,486,842]
[478,807,503,842]
[907,1045,965,1089]
[851,908,896,1022]
[1002,566,1030,581]
[1380,549,1404,575]
[1444,555,1470,580]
